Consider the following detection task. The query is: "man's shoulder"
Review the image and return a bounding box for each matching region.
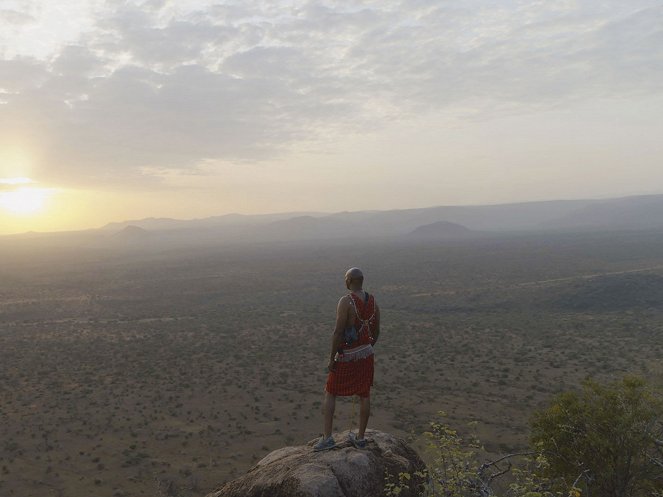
[338,294,351,305]
[342,292,378,305]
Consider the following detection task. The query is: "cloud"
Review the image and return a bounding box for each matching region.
[0,0,662,188]
[0,177,33,191]
[0,9,36,26]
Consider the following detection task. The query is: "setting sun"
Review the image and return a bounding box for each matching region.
[0,178,53,216]
[0,188,49,214]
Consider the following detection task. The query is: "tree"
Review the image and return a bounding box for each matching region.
[531,375,663,497]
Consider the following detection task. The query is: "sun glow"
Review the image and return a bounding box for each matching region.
[0,188,51,214]
[0,178,54,215]
[0,177,33,185]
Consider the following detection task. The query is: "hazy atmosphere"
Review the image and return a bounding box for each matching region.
[4,3,663,497]
[1,0,663,234]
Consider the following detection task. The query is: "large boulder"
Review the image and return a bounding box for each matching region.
[205,429,426,497]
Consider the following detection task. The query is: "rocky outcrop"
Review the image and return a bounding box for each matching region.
[205,429,426,497]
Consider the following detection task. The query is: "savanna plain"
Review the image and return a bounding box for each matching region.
[2,230,663,497]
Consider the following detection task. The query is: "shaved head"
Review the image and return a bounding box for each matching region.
[345,267,364,290]
[345,267,363,280]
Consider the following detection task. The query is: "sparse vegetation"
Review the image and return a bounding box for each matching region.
[387,376,663,496]
[1,231,663,495]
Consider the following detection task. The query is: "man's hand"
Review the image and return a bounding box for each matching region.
[327,358,336,373]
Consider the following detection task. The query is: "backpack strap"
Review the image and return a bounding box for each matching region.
[348,292,375,337]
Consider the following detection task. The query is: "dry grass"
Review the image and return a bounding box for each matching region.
[1,231,663,496]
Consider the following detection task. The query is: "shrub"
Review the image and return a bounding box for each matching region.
[531,375,663,497]
[385,413,560,497]
[387,376,663,497]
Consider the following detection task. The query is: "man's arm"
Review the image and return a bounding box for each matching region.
[328,297,348,372]
[372,303,380,346]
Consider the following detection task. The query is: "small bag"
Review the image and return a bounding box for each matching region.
[344,325,359,345]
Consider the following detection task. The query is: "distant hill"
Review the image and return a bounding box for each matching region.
[99,198,603,236]
[409,221,475,239]
[103,217,184,231]
[5,193,663,246]
[101,211,325,232]
[543,195,663,231]
[112,225,151,240]
[95,194,663,245]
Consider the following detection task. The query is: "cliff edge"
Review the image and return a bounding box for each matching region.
[205,429,426,497]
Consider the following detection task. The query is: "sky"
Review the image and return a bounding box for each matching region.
[0,0,662,234]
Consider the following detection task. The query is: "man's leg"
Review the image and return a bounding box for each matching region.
[358,394,370,439]
[323,392,336,438]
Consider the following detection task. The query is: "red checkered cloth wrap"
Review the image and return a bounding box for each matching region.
[325,293,377,398]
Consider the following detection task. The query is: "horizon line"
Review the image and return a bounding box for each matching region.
[2,190,663,238]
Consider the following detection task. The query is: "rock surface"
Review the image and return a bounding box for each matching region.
[205,429,426,497]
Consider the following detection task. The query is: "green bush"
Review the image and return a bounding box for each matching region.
[531,375,663,497]
[386,413,562,497]
[387,376,663,497]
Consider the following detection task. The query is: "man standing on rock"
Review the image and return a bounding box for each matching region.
[314,267,380,451]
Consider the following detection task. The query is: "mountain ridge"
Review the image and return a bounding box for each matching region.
[4,194,663,245]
